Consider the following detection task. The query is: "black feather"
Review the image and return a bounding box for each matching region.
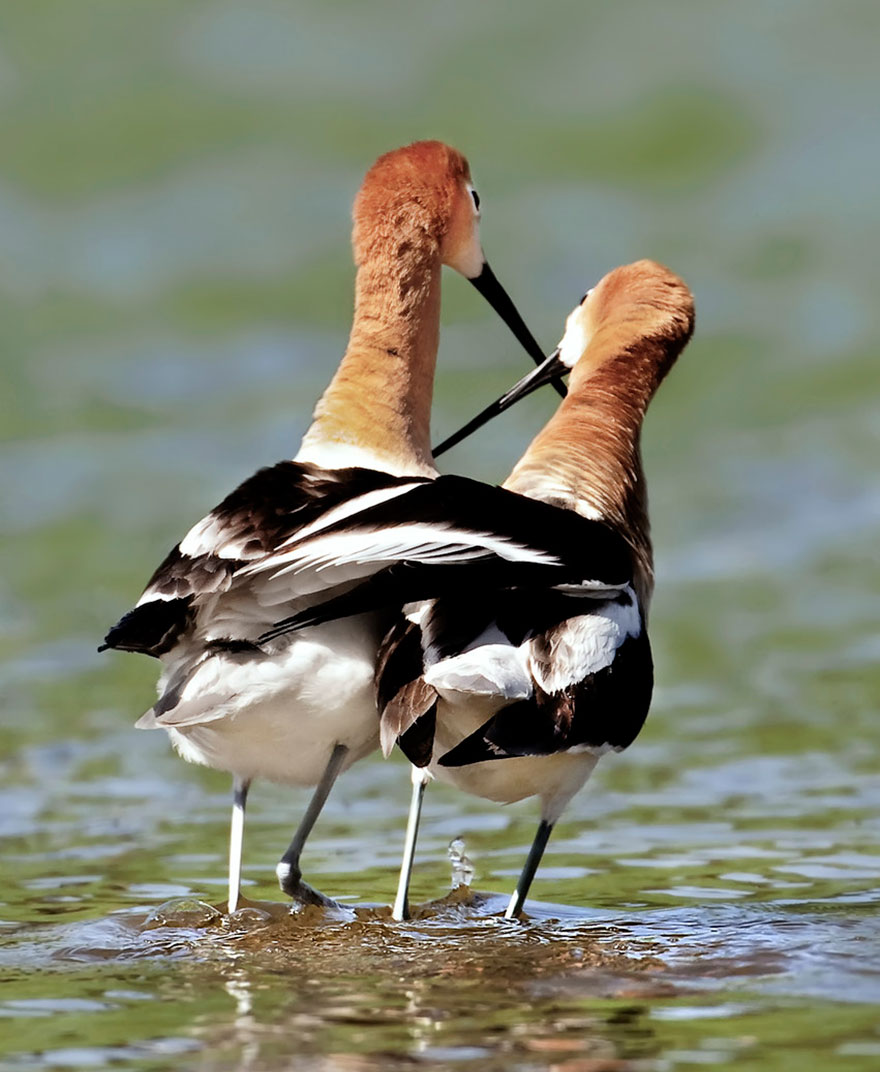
[375,617,423,713]
[375,616,438,764]
[99,597,193,658]
[277,474,632,583]
[258,517,631,644]
[398,705,437,767]
[103,461,422,658]
[439,630,653,765]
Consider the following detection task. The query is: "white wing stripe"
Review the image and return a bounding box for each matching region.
[550,583,629,596]
[179,515,245,559]
[239,524,563,580]
[278,482,425,548]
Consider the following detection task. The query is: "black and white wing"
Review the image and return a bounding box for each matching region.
[371,580,652,769]
[251,474,632,642]
[100,461,428,657]
[243,473,646,766]
[437,589,653,766]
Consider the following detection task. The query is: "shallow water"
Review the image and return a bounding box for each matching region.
[2,1,880,1069]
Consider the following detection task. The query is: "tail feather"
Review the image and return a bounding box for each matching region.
[438,699,551,767]
[379,682,437,763]
[100,597,193,657]
[374,614,437,763]
[134,708,160,730]
[397,705,437,767]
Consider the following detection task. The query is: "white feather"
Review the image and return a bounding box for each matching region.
[141,617,381,785]
[425,643,533,700]
[529,587,641,694]
[280,482,426,546]
[240,523,562,584]
[178,513,258,560]
[294,439,437,478]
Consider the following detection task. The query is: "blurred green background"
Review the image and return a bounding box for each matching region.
[1,2,879,1070]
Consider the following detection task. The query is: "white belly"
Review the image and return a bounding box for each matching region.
[150,618,381,786]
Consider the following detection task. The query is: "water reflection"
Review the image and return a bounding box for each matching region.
[2,890,876,1070]
[1,872,879,1070]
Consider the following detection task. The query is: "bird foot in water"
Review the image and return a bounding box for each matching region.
[276,861,340,910]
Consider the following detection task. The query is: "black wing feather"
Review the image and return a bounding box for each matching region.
[439,629,653,765]
[98,596,194,657]
[257,477,632,643]
[277,474,631,578]
[375,617,438,764]
[101,461,423,658]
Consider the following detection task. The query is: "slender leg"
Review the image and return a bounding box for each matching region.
[228,776,251,913]
[392,765,429,922]
[504,818,554,920]
[276,743,348,907]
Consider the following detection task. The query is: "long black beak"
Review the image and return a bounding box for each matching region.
[468,262,567,399]
[433,347,568,457]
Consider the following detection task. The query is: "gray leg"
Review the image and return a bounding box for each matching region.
[504,818,554,919]
[391,765,429,921]
[276,744,348,907]
[228,776,251,913]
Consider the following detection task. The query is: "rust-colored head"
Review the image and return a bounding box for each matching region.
[497,261,694,609]
[558,259,695,388]
[434,260,695,456]
[352,140,485,276]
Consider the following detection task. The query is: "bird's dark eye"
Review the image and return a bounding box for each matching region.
[471,189,481,210]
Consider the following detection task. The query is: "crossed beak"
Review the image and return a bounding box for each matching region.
[433,346,567,457]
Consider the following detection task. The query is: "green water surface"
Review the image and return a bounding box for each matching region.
[1,2,879,1069]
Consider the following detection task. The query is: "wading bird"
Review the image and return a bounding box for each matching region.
[257,260,695,919]
[100,141,550,913]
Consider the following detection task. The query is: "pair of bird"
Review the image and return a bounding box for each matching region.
[102,140,695,921]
